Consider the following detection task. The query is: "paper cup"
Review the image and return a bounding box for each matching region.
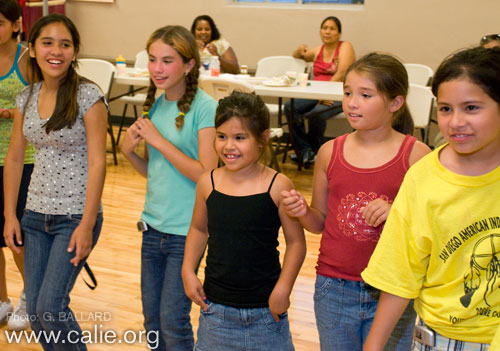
[298,73,309,87]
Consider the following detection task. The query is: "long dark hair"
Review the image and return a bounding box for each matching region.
[26,13,84,133]
[344,53,414,134]
[432,46,500,106]
[190,15,221,42]
[143,25,200,130]
[0,0,21,39]
[320,16,342,33]
[215,91,270,162]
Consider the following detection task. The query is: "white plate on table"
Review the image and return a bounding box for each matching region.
[262,80,293,87]
[235,76,267,85]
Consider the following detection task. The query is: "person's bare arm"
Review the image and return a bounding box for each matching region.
[364,292,410,351]
[292,44,319,62]
[3,108,28,252]
[329,41,355,82]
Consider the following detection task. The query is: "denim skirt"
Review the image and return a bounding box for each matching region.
[194,301,294,351]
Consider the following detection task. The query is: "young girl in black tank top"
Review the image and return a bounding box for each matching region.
[182,91,306,351]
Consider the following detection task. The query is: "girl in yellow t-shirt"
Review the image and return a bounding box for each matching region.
[362,47,500,350]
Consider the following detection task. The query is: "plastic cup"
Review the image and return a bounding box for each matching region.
[298,73,309,87]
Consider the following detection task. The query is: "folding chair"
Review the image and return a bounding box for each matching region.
[77,58,118,165]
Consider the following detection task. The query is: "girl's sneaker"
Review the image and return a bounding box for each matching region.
[8,291,29,331]
[0,298,13,325]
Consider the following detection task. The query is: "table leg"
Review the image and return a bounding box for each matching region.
[289,99,304,171]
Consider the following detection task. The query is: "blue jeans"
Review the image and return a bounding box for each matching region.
[141,226,193,351]
[22,209,103,351]
[284,98,343,155]
[314,275,415,351]
[195,301,294,351]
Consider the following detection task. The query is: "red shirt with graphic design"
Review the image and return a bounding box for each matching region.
[316,133,417,281]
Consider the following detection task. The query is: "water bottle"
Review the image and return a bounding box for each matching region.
[115,55,126,76]
[209,56,220,77]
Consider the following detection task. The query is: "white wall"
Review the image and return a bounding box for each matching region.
[66,0,499,71]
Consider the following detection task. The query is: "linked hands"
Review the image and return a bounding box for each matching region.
[361,198,391,227]
[281,189,309,218]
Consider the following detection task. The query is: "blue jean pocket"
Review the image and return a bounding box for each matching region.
[67,213,83,225]
[199,301,224,330]
[262,308,287,333]
[314,275,342,329]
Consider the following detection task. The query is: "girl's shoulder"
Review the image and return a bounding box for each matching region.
[197,168,215,195]
[338,41,355,59]
[17,82,40,105]
[268,169,295,205]
[408,139,432,166]
[316,137,337,169]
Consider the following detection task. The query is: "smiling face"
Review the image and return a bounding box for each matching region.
[437,78,500,161]
[194,20,212,44]
[320,19,340,45]
[29,22,76,84]
[342,71,400,132]
[215,116,264,172]
[147,39,194,100]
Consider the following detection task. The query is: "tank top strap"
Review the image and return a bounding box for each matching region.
[210,169,215,190]
[400,134,417,170]
[17,45,28,63]
[328,133,347,168]
[267,172,279,193]
[317,45,325,60]
[333,41,343,61]
[14,43,22,63]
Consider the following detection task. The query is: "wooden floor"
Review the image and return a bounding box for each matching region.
[0,136,321,350]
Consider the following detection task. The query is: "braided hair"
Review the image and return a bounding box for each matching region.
[143,26,200,130]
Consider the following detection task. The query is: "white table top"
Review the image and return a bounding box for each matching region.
[114,67,150,86]
[254,80,343,101]
[113,68,344,101]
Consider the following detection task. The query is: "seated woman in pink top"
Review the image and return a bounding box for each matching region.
[286,16,355,165]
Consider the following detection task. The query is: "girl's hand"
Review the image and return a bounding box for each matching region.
[206,43,218,56]
[268,285,290,322]
[121,122,143,155]
[134,118,164,150]
[281,189,308,218]
[3,216,22,253]
[0,108,10,119]
[67,224,93,267]
[182,271,208,312]
[361,198,391,227]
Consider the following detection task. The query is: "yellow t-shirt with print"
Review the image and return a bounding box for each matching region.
[362,144,500,344]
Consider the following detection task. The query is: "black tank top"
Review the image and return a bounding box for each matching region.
[204,170,282,308]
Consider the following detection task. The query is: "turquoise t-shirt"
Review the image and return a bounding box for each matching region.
[141,88,216,235]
